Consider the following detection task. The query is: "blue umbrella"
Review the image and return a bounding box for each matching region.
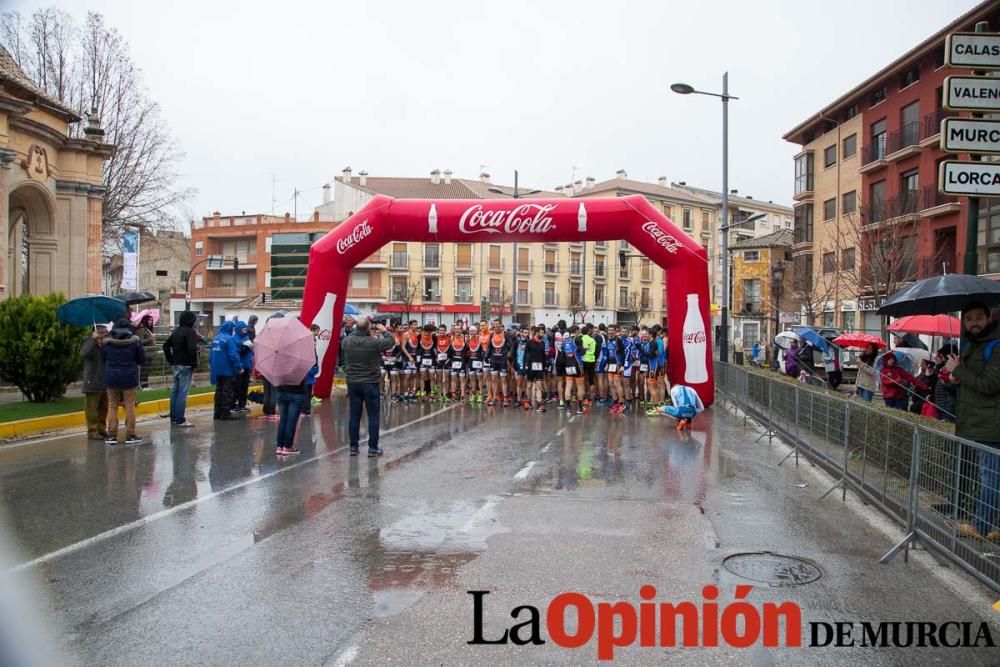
[56,296,128,327]
[793,326,830,353]
[343,304,361,316]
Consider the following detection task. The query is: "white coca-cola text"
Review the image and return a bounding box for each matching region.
[458,204,557,235]
[683,331,707,344]
[336,219,372,254]
[641,221,682,254]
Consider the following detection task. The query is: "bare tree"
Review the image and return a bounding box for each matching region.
[568,298,588,325]
[395,279,421,325]
[623,292,649,327]
[1,9,193,251]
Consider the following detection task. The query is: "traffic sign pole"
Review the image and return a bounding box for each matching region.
[963,21,989,276]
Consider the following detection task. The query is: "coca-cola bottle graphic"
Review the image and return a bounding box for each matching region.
[312,292,338,379]
[682,293,708,384]
[577,202,587,232]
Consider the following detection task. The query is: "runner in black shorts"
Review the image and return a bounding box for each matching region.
[526,326,548,412]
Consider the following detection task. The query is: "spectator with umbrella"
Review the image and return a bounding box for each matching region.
[855,343,881,402]
[134,313,156,389]
[254,317,319,456]
[79,324,110,441]
[877,351,927,411]
[103,318,146,445]
[932,344,958,424]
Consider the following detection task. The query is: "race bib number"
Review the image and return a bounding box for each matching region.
[452,360,463,370]
[472,360,483,369]
[640,364,649,373]
[421,357,432,367]
[531,362,543,371]
[383,359,395,367]
[607,363,618,374]
[437,352,448,362]
[566,366,578,376]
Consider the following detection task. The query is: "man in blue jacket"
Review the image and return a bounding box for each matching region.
[210,321,242,420]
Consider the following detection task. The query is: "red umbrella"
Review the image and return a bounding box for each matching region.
[832,333,886,349]
[887,314,960,337]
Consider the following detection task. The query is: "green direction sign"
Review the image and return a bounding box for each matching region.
[480,297,489,322]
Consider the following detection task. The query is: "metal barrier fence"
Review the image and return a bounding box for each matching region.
[714,361,1000,593]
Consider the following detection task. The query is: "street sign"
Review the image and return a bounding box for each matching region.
[945,31,1000,69]
[938,160,1000,196]
[940,117,1000,154]
[479,297,489,322]
[943,75,1000,111]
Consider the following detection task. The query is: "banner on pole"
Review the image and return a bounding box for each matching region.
[121,230,139,291]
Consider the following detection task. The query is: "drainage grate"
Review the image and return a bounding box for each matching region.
[722,551,822,586]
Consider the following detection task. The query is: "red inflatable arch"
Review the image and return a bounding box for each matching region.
[301,194,714,406]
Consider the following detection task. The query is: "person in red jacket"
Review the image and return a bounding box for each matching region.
[878,352,927,411]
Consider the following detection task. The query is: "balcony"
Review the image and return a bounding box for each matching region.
[921,108,954,147]
[423,255,441,272]
[357,251,386,268]
[515,260,533,274]
[619,269,631,280]
[569,261,583,278]
[206,254,257,269]
[594,264,608,281]
[544,262,559,275]
[454,260,474,273]
[422,292,441,304]
[740,302,764,315]
[455,292,474,304]
[516,290,531,306]
[859,139,887,173]
[594,241,608,251]
[861,192,920,227]
[886,122,921,161]
[390,252,409,270]
[204,287,252,298]
[346,287,385,300]
[487,258,506,272]
[920,185,961,217]
[594,296,606,308]
[544,291,559,307]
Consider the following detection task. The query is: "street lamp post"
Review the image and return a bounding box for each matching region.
[671,74,738,362]
[489,171,540,325]
[772,260,786,365]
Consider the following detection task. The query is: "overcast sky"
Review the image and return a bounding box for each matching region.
[9,0,983,221]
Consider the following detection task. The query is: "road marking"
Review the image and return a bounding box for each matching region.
[540,443,551,454]
[6,405,456,574]
[513,461,536,480]
[461,496,502,532]
[331,645,359,667]
[556,427,566,437]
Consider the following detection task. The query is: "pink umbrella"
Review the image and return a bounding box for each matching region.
[254,317,316,386]
[131,308,160,326]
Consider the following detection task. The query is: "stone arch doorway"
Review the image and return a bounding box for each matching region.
[7,182,56,297]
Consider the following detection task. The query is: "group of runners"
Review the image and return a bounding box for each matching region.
[378,318,671,417]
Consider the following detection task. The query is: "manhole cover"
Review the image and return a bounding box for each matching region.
[722,552,822,586]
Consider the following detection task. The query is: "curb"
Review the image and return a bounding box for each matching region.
[0,378,347,441]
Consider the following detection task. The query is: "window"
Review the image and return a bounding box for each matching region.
[640,288,651,309]
[842,190,857,215]
[423,276,440,301]
[823,198,836,221]
[595,258,606,277]
[844,103,859,120]
[743,322,760,344]
[517,280,529,305]
[544,282,557,306]
[794,152,814,195]
[351,271,369,288]
[682,209,692,230]
[702,210,710,230]
[570,284,582,306]
[265,237,272,254]
[423,243,440,269]
[663,204,673,220]
[155,269,168,277]
[194,274,203,288]
[456,243,472,269]
[180,270,189,284]
[843,134,857,159]
[793,254,813,293]
[544,249,557,273]
[570,252,582,276]
[264,271,270,287]
[871,86,887,106]
[641,258,652,280]
[517,247,529,272]
[391,242,408,268]
[823,251,836,274]
[742,279,761,311]
[488,245,501,270]
[824,144,836,168]
[843,311,856,331]
[743,250,760,262]
[823,311,836,328]
[871,119,887,160]
[595,285,606,307]
[489,278,500,302]
[901,170,919,212]
[619,286,629,308]
[195,240,203,257]
[842,247,855,271]
[900,65,919,89]
[391,277,408,302]
[900,101,920,147]
[794,204,814,244]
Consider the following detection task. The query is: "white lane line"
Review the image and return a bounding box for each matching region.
[556,427,566,437]
[6,406,456,574]
[331,645,359,667]
[461,496,502,532]
[513,461,536,480]
[540,443,551,454]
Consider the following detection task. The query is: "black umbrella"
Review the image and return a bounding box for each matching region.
[113,290,157,305]
[877,274,1000,317]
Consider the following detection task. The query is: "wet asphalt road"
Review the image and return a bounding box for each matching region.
[1,396,998,666]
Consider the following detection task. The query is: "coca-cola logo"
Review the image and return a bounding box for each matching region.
[317,329,332,341]
[336,219,372,254]
[683,331,707,344]
[458,204,557,235]
[641,221,682,254]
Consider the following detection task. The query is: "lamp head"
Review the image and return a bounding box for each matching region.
[670,83,695,95]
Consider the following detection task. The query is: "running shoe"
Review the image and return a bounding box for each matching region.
[576,405,585,415]
[535,405,546,413]
[676,419,689,432]
[646,407,659,417]
[279,447,301,456]
[503,399,511,408]
[486,400,495,407]
[368,447,384,457]
[558,400,565,408]
[105,437,118,446]
[125,435,144,445]
[350,446,360,456]
[522,401,532,410]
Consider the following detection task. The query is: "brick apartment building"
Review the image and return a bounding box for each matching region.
[784,0,1000,334]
